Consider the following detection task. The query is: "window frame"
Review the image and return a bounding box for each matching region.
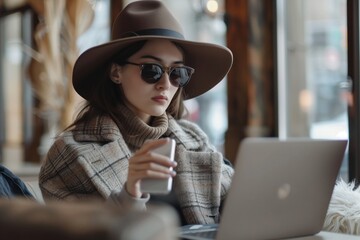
[347,0,360,183]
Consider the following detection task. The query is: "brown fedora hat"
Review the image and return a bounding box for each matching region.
[73,0,233,100]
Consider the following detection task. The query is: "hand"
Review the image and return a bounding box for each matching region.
[126,138,177,198]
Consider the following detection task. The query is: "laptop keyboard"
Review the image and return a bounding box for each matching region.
[179,224,218,240]
[181,229,217,239]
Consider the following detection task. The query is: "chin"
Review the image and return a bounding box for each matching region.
[150,109,166,117]
[145,106,167,117]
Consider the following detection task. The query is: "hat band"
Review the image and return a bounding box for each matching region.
[120,28,185,39]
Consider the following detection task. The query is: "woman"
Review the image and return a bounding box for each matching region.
[39,0,234,225]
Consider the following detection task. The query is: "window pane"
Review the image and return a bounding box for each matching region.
[277,0,348,180]
[0,13,24,168]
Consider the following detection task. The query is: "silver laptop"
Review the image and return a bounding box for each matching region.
[180,138,347,240]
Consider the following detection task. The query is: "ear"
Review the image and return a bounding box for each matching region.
[110,64,122,84]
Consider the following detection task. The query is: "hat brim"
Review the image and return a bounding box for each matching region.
[73,36,233,100]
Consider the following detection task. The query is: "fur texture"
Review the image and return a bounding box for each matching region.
[323,179,360,235]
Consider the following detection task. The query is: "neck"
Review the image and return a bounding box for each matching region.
[117,103,169,149]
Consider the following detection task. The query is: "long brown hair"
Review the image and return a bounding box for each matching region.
[67,40,188,131]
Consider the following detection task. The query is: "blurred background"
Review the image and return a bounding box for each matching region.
[1,0,358,183]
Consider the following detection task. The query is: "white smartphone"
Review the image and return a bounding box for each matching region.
[140,139,176,195]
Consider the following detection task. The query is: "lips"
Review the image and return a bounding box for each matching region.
[152,95,168,101]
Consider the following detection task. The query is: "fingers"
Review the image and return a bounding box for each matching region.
[131,138,176,168]
[126,138,177,197]
[131,160,176,175]
[129,152,177,180]
[126,162,176,198]
[131,151,176,168]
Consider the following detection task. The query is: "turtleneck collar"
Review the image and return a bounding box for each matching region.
[117,103,169,149]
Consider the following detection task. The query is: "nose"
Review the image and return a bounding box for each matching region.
[155,71,172,89]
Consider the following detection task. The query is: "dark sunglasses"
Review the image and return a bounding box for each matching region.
[124,61,195,87]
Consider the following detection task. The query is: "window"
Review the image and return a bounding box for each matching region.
[0,9,32,169]
[277,0,349,180]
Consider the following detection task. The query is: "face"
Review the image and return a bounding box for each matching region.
[112,39,184,123]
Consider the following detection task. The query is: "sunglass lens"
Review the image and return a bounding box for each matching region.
[140,63,193,87]
[170,67,192,87]
[141,64,163,83]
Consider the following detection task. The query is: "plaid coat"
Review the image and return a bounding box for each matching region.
[39,115,234,224]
